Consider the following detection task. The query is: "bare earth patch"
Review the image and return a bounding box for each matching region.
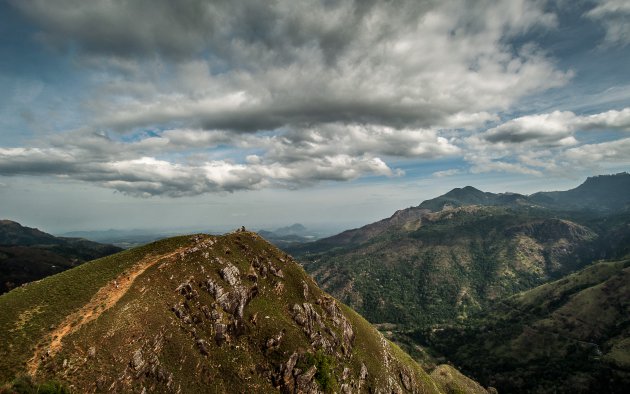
[27,246,190,376]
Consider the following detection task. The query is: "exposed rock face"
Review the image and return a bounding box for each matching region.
[219,263,240,286]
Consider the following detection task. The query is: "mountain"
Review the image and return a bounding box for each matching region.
[60,229,171,249]
[291,207,610,328]
[417,186,530,212]
[423,259,630,393]
[531,172,630,212]
[0,220,122,294]
[287,174,630,331]
[0,231,488,393]
[0,219,71,246]
[258,223,320,249]
[417,173,630,213]
[273,223,309,236]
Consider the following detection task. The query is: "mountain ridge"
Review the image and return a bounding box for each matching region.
[287,173,630,330]
[0,220,122,294]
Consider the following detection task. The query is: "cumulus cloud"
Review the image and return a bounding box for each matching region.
[1,124,421,196]
[574,107,630,130]
[0,145,397,197]
[585,0,630,46]
[563,137,630,163]
[461,107,630,177]
[433,169,463,178]
[482,111,579,146]
[480,107,630,146]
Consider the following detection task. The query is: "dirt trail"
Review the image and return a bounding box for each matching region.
[27,246,189,376]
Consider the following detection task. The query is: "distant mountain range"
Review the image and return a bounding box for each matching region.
[257,223,321,248]
[0,220,121,294]
[0,231,489,393]
[418,172,630,212]
[60,229,184,249]
[288,172,630,327]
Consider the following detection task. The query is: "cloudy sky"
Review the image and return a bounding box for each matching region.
[1,0,629,233]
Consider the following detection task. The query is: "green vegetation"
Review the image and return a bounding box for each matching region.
[424,259,630,393]
[0,376,70,394]
[291,205,615,331]
[0,235,195,381]
[300,351,337,392]
[0,220,121,294]
[286,175,630,393]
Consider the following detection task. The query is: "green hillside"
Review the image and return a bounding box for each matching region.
[0,231,486,393]
[423,259,630,393]
[291,206,609,329]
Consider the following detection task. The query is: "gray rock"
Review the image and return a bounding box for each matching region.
[131,349,145,371]
[360,363,369,380]
[265,330,284,350]
[220,263,240,285]
[296,365,319,393]
[400,368,413,391]
[302,281,310,300]
[203,278,225,300]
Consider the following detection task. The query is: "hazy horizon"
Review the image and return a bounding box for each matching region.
[1,1,629,233]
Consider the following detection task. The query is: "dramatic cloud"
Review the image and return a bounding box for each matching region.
[0,145,396,197]
[0,125,415,196]
[12,0,569,135]
[564,137,630,164]
[3,0,628,198]
[482,111,579,146]
[460,107,630,177]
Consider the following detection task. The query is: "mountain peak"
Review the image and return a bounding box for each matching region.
[418,185,498,211]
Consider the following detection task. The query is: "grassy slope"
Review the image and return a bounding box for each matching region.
[0,232,483,393]
[0,236,191,380]
[425,259,630,393]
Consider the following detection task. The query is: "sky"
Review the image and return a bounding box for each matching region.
[0,0,629,234]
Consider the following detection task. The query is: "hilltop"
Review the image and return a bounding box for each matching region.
[531,172,630,212]
[0,220,121,294]
[0,231,487,393]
